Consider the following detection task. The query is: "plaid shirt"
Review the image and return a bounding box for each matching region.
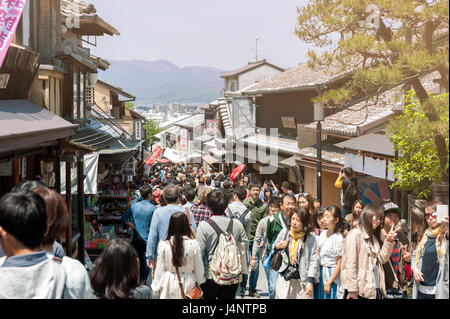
[190,203,212,226]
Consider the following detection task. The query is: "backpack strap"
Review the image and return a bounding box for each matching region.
[227,218,234,234]
[239,208,251,224]
[206,218,225,237]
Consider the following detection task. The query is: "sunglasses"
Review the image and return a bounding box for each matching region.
[425,212,437,219]
[299,192,310,197]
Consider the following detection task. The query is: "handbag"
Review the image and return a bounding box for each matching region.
[270,230,289,271]
[169,241,203,299]
[185,207,196,239]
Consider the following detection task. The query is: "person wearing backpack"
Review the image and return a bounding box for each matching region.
[334,167,358,217]
[196,190,248,299]
[226,186,252,297]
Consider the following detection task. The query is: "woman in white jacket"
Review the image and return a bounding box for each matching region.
[152,211,205,299]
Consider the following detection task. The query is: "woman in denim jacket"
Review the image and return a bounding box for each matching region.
[412,201,449,299]
[273,207,319,299]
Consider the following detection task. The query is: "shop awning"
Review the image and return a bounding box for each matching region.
[279,156,297,168]
[0,100,78,154]
[203,154,219,165]
[98,139,143,155]
[163,148,183,163]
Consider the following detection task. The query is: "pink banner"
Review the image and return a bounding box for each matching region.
[0,0,26,68]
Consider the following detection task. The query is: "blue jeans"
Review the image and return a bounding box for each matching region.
[262,254,277,299]
[417,291,435,299]
[239,241,259,294]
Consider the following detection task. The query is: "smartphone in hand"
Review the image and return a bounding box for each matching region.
[436,205,448,223]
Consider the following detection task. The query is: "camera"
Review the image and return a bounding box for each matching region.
[281,264,300,281]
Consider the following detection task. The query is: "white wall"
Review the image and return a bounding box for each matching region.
[238,64,282,90]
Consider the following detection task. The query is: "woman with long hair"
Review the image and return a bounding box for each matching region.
[341,204,398,299]
[151,212,205,299]
[90,238,152,299]
[345,200,364,230]
[411,201,449,299]
[297,192,315,216]
[274,207,319,299]
[316,206,346,299]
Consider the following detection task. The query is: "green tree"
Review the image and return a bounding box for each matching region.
[295,0,449,185]
[143,119,163,147]
[125,102,135,110]
[387,91,449,198]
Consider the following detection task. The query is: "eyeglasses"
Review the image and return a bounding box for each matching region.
[299,192,310,197]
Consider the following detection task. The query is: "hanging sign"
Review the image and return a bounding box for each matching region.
[144,146,163,167]
[0,0,27,68]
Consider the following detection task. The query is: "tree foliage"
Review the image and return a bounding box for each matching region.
[143,119,163,147]
[296,0,449,183]
[387,91,449,198]
[124,102,134,110]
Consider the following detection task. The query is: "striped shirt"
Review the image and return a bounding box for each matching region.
[391,241,400,279]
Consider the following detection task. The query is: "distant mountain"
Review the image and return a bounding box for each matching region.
[98,59,226,104]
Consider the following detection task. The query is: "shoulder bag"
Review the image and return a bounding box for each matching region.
[270,229,289,271]
[184,207,196,239]
[169,241,203,299]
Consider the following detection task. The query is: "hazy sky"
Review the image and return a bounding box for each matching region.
[87,0,312,71]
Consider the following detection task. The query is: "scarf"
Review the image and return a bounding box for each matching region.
[289,229,305,265]
[415,226,444,265]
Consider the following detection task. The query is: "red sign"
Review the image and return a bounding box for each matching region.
[144,146,163,167]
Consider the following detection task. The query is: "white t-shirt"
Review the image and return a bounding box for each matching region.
[317,231,344,268]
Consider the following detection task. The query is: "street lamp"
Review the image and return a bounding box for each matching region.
[314,102,325,204]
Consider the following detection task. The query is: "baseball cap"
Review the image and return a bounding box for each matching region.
[381,200,402,215]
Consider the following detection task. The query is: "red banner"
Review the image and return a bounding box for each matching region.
[230,164,245,182]
[144,146,163,167]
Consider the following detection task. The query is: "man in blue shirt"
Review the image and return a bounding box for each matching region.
[146,184,197,272]
[123,186,156,285]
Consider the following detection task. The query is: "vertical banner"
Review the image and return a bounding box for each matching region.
[180,128,188,151]
[0,0,26,68]
[144,146,163,167]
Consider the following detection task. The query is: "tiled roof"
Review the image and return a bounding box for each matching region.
[174,114,204,129]
[61,0,120,36]
[220,59,285,78]
[298,142,346,166]
[241,134,299,155]
[243,62,352,94]
[303,71,442,137]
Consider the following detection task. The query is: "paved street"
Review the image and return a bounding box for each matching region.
[242,261,269,300]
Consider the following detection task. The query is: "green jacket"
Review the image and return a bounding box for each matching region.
[243,197,268,241]
[266,211,289,253]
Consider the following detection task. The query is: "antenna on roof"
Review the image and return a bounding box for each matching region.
[250,37,263,62]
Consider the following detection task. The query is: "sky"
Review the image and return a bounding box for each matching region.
[87,0,313,71]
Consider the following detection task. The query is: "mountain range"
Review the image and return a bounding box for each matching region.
[98,59,227,104]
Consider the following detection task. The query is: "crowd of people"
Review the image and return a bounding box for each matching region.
[0,162,448,300]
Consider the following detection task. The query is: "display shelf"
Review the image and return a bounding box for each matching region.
[99,195,128,200]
